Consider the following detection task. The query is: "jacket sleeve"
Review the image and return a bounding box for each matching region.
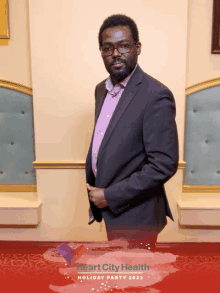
[103,88,179,215]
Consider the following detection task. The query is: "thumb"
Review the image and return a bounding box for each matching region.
[87,183,96,190]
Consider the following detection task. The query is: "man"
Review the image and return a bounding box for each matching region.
[85,14,179,249]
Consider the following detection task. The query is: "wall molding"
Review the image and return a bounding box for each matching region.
[186,77,220,95]
[32,160,186,169]
[32,160,86,169]
[182,185,220,193]
[0,79,32,95]
[0,185,37,192]
[178,160,186,169]
[2,183,219,193]
[0,40,9,45]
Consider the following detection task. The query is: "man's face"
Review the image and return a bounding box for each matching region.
[101,25,141,85]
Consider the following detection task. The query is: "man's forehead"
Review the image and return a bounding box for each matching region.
[102,26,132,40]
[102,39,131,45]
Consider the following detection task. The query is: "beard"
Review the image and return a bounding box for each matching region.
[108,62,134,83]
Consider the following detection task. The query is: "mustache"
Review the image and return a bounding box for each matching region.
[111,60,126,66]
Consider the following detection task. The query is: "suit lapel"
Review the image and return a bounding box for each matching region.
[95,64,144,168]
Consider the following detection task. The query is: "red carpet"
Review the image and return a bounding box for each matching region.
[0,241,219,293]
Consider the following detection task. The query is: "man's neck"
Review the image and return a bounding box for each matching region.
[110,76,118,86]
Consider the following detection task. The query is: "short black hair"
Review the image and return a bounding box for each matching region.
[98,14,139,49]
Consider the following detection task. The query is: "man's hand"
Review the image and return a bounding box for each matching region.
[87,183,108,208]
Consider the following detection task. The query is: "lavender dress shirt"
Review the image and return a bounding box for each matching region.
[92,63,138,177]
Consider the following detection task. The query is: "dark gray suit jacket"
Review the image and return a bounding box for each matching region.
[85,64,179,235]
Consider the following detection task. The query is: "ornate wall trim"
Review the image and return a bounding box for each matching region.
[32,160,186,169]
[186,77,220,95]
[182,185,220,193]
[32,160,85,169]
[0,185,37,192]
[0,79,32,95]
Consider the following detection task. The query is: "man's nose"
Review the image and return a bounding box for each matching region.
[111,47,122,57]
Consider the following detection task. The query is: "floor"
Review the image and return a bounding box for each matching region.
[0,240,219,293]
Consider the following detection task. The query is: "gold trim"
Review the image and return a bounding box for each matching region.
[32,160,185,169]
[0,185,37,192]
[178,223,220,230]
[0,79,32,95]
[33,160,86,169]
[182,185,220,193]
[178,160,186,169]
[0,39,9,45]
[0,224,39,228]
[183,91,187,192]
[0,0,9,38]
[186,77,220,95]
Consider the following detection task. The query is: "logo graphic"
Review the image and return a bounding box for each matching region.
[56,243,87,266]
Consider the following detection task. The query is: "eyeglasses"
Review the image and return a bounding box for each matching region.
[100,41,137,56]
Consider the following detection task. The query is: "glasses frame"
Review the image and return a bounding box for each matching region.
[100,41,137,56]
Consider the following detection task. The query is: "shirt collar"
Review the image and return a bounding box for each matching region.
[105,63,138,92]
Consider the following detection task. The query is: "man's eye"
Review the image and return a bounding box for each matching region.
[103,47,111,51]
[120,44,130,48]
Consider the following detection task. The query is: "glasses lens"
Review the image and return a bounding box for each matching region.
[102,45,113,56]
[118,43,131,53]
[101,43,133,56]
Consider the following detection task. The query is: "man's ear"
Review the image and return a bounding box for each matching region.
[136,42,141,55]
